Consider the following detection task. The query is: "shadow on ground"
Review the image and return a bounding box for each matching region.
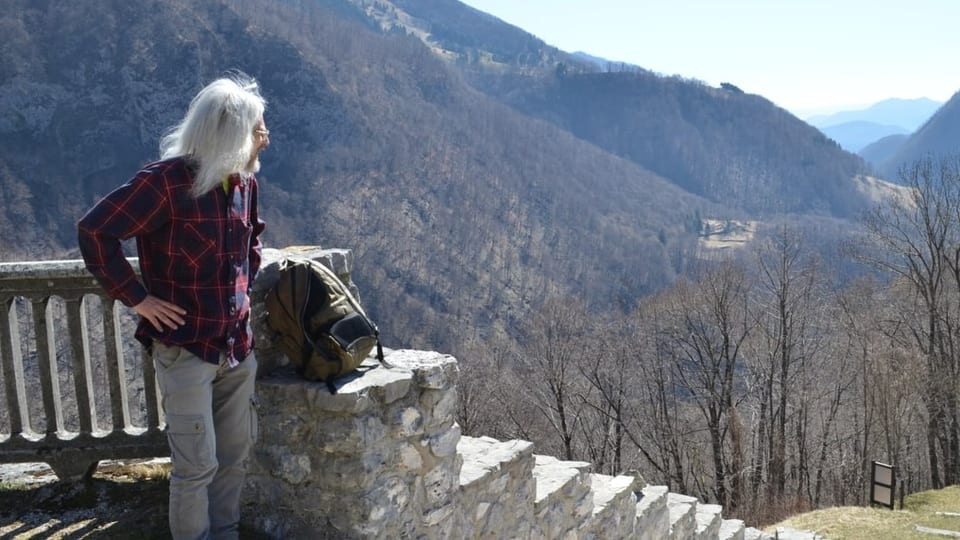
[0,476,269,539]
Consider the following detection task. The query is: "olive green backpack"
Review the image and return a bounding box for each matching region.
[265,257,386,392]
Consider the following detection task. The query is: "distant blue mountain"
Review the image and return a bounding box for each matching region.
[807,97,942,131]
[859,133,909,168]
[820,121,908,152]
[806,97,943,157]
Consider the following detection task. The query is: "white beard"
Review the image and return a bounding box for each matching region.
[244,155,261,175]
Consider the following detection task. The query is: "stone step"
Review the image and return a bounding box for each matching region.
[719,518,746,540]
[744,526,774,540]
[635,485,670,540]
[529,454,593,539]
[775,527,825,540]
[695,503,723,539]
[915,525,960,537]
[667,492,699,540]
[580,473,638,539]
[457,435,536,539]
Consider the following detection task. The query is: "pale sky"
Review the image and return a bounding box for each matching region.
[459,0,960,118]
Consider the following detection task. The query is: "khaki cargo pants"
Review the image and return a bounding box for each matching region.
[154,342,258,540]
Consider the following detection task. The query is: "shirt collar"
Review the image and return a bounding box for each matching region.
[223,174,248,194]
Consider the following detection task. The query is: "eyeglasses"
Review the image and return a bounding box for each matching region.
[254,128,270,140]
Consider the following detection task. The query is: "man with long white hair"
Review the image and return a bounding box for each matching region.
[78,72,269,540]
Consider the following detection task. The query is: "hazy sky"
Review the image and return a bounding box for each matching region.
[458,0,960,118]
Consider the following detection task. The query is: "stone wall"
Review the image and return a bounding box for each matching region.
[241,347,793,539]
[240,247,795,539]
[243,350,461,538]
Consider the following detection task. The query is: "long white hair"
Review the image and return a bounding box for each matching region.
[160,73,266,197]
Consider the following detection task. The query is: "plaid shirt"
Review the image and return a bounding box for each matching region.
[78,157,265,365]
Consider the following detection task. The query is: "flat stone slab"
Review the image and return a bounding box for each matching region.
[635,485,670,540]
[458,436,534,487]
[696,503,723,535]
[532,454,591,506]
[590,474,636,515]
[256,349,459,416]
[383,349,459,389]
[667,492,698,519]
[667,493,697,540]
[719,518,745,540]
[637,485,668,514]
[916,525,960,538]
[775,527,825,540]
[257,357,414,414]
[744,526,774,540]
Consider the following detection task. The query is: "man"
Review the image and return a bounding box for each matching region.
[78,73,268,540]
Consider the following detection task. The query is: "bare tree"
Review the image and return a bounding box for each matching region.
[653,261,753,508]
[606,295,695,495]
[860,157,960,488]
[456,333,518,438]
[515,297,591,460]
[577,315,639,475]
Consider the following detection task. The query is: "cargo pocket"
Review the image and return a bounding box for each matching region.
[249,396,259,445]
[166,414,213,470]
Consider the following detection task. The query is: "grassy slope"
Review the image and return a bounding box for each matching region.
[772,486,960,539]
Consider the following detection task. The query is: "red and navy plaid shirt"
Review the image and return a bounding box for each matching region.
[78,157,265,365]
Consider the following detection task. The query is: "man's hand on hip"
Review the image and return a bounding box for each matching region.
[134,295,187,332]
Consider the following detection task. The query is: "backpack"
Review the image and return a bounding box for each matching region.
[265,257,386,392]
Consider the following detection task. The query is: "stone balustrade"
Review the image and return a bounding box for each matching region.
[0,257,165,480]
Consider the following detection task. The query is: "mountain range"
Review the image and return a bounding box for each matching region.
[804,97,954,170]
[805,98,942,155]
[1,0,957,355]
[818,121,908,154]
[807,97,942,132]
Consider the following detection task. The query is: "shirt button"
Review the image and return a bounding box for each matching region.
[230,306,236,315]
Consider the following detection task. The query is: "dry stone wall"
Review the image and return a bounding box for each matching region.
[240,346,781,539]
[243,247,802,539]
[243,350,462,538]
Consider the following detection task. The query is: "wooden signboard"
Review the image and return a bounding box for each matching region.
[870,461,896,509]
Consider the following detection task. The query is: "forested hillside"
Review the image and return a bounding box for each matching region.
[355,0,874,218]
[0,0,717,354]
[473,71,868,216]
[1,0,882,355]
